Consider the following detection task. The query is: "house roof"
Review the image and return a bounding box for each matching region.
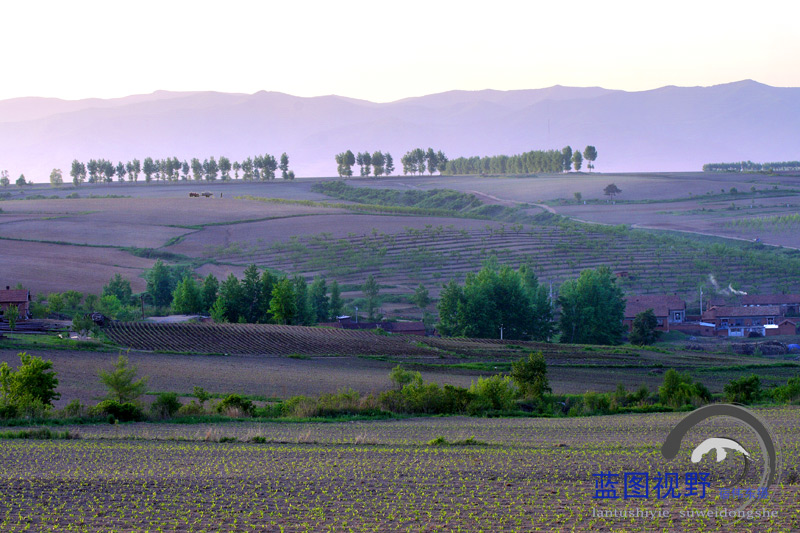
[742,294,800,306]
[384,322,425,332]
[624,294,685,319]
[704,305,781,318]
[0,290,30,303]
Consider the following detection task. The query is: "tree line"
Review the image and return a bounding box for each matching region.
[702,161,800,172]
[442,146,597,176]
[67,153,293,186]
[335,150,394,178]
[437,264,624,344]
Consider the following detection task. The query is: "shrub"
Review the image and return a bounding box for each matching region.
[629,309,661,345]
[177,401,205,416]
[468,375,517,411]
[510,352,551,399]
[0,352,60,418]
[724,375,762,404]
[215,394,255,417]
[61,399,85,418]
[89,400,144,422]
[772,377,800,403]
[150,392,182,418]
[659,369,711,408]
[98,355,148,403]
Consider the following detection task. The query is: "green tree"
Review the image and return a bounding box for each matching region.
[142,157,156,183]
[172,276,203,314]
[604,183,622,200]
[16,174,26,186]
[659,369,711,408]
[292,276,314,325]
[49,168,63,186]
[309,277,330,323]
[209,295,228,323]
[362,274,380,320]
[583,145,598,172]
[328,280,343,319]
[218,156,232,180]
[146,260,174,308]
[561,146,573,172]
[724,375,762,404]
[6,304,19,331]
[385,153,394,175]
[70,160,86,186]
[0,352,60,408]
[411,283,430,311]
[218,273,245,322]
[629,308,660,345]
[426,148,437,175]
[241,264,263,323]
[201,274,219,314]
[270,278,297,325]
[116,161,127,182]
[436,280,465,337]
[371,151,385,177]
[203,157,219,181]
[557,267,625,345]
[190,158,203,181]
[102,273,132,304]
[0,170,9,187]
[572,150,583,171]
[510,351,551,399]
[98,355,148,403]
[280,152,290,179]
[259,270,278,322]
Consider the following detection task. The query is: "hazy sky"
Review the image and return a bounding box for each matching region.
[2,1,798,102]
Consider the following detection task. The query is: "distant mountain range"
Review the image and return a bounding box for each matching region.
[1,80,798,180]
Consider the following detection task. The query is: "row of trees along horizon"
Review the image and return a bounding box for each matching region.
[1,145,597,186]
[29,260,650,347]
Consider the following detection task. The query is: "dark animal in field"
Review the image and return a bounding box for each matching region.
[201,192,213,198]
[189,192,200,197]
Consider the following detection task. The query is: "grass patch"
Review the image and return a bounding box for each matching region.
[0,428,79,440]
[427,436,488,446]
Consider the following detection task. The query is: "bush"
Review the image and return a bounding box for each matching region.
[98,355,148,403]
[177,401,205,416]
[724,375,761,404]
[468,375,517,411]
[0,352,60,418]
[215,394,255,417]
[89,400,144,422]
[510,352,551,399]
[61,399,85,418]
[659,369,711,408]
[772,377,800,403]
[629,309,661,345]
[150,392,182,418]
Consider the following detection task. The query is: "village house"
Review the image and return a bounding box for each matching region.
[0,286,32,320]
[319,316,426,336]
[741,294,800,316]
[702,305,781,337]
[623,294,686,332]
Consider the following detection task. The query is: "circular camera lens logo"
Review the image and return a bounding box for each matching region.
[661,404,781,513]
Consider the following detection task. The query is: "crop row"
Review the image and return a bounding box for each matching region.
[105,322,438,356]
[205,226,799,298]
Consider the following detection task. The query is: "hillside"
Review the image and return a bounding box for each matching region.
[1,81,799,180]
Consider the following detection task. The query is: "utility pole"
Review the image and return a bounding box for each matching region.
[700,288,703,315]
[500,324,504,341]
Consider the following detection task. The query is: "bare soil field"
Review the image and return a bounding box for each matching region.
[0,240,154,294]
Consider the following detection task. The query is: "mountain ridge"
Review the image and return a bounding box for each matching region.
[1,81,798,180]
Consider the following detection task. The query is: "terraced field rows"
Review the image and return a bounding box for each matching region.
[105,322,438,356]
[203,226,800,297]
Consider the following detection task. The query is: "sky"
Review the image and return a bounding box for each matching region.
[1,1,798,102]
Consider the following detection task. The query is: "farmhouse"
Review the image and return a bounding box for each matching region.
[702,305,781,337]
[741,294,800,316]
[623,294,685,332]
[320,316,426,336]
[0,286,31,320]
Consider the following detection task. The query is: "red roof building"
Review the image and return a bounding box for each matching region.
[0,287,31,320]
[623,294,686,332]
